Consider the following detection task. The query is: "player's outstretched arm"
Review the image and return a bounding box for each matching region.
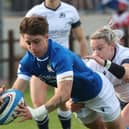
[16,79,73,121]
[12,77,28,92]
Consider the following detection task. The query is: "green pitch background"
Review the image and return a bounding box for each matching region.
[0,88,87,129]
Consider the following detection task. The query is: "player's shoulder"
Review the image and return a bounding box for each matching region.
[117,44,129,54]
[20,51,34,64]
[26,3,44,16]
[49,39,66,54]
[115,44,129,60]
[30,3,43,10]
[49,39,71,59]
[61,2,77,11]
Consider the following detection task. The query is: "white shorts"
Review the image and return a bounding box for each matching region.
[76,72,121,124]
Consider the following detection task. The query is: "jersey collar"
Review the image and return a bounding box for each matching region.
[43,1,61,11]
[111,47,117,61]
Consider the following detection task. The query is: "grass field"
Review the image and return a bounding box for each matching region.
[0,88,88,129]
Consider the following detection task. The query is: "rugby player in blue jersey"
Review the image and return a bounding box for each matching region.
[12,16,125,129]
[20,1,88,129]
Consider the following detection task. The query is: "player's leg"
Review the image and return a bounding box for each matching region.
[75,106,106,129]
[55,88,72,129]
[30,76,49,129]
[76,73,125,129]
[97,73,125,129]
[84,117,106,129]
[105,115,125,129]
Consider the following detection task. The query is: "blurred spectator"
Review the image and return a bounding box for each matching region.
[109,0,129,47]
[10,0,101,13]
[11,0,42,12]
[63,0,100,12]
[97,0,118,13]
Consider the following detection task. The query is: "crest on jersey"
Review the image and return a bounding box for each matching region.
[59,12,66,18]
[47,64,54,72]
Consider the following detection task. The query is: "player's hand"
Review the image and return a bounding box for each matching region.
[15,104,32,122]
[16,104,48,122]
[0,85,7,105]
[85,54,105,66]
[66,99,85,112]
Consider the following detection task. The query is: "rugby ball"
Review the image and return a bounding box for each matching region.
[0,89,24,124]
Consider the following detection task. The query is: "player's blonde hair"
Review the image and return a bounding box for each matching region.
[90,26,124,44]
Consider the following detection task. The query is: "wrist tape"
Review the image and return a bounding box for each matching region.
[27,105,48,121]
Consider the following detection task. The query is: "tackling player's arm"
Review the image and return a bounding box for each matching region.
[121,63,129,82]
[104,60,129,81]
[86,54,129,81]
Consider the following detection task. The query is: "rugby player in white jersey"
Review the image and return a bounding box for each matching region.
[20,0,88,129]
[84,26,129,128]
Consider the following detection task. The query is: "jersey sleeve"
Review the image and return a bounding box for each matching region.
[17,53,32,80]
[51,51,74,81]
[25,5,40,17]
[70,6,81,28]
[17,64,31,80]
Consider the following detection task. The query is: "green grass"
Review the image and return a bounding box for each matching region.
[0,88,87,129]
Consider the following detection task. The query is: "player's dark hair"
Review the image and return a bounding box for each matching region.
[19,16,48,35]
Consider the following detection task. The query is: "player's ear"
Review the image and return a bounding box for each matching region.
[111,42,115,48]
[20,35,27,49]
[44,34,49,39]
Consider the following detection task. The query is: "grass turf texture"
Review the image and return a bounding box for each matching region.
[0,87,87,129]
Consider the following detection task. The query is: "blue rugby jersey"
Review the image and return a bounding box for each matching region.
[17,39,102,102]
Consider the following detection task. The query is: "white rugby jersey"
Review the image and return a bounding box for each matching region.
[87,44,129,102]
[26,2,81,48]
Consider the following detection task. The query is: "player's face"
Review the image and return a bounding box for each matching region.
[22,34,48,58]
[90,38,115,60]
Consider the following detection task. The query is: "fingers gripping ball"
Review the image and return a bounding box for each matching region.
[0,89,24,124]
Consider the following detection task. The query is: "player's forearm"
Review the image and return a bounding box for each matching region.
[122,63,129,81]
[45,94,69,112]
[12,78,27,92]
[27,94,69,121]
[45,80,72,112]
[79,39,88,58]
[28,80,72,120]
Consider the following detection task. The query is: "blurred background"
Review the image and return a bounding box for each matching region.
[0,0,128,85]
